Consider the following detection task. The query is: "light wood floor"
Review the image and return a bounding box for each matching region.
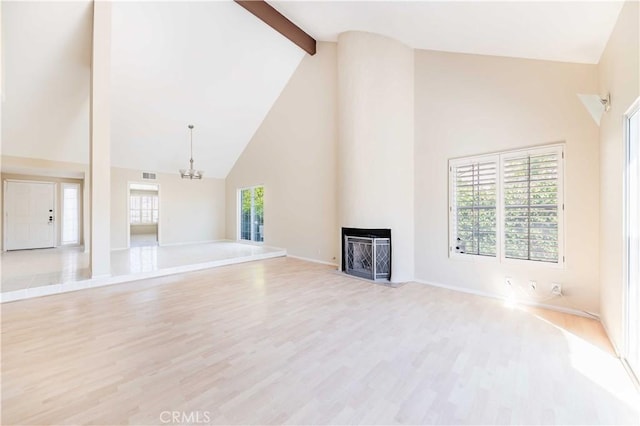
[2,257,639,425]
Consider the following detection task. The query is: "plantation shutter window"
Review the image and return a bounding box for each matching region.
[503,148,562,263]
[449,144,564,267]
[451,158,498,257]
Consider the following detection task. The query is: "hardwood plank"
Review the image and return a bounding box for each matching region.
[1,257,638,425]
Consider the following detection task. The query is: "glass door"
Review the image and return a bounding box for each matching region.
[625,100,640,380]
[239,186,264,242]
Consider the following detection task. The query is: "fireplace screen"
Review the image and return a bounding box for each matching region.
[345,236,391,281]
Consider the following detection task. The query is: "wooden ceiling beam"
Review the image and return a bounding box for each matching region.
[234,0,316,55]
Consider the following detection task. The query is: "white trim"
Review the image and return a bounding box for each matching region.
[449,141,566,163]
[621,358,640,391]
[61,182,81,245]
[413,278,599,319]
[601,316,622,357]
[287,254,338,267]
[237,184,264,243]
[622,96,640,379]
[0,248,287,303]
[449,154,500,261]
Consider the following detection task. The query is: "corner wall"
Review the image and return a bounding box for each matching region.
[598,0,640,350]
[225,42,338,264]
[414,50,601,313]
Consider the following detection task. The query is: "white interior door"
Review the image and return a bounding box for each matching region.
[4,181,56,250]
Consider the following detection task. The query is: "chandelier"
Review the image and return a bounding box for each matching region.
[179,124,204,180]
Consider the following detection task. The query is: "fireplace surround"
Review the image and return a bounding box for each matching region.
[341,228,391,282]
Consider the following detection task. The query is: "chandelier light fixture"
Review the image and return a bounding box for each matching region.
[179,124,204,180]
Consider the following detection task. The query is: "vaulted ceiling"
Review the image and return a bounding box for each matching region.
[2,1,304,178]
[110,1,304,178]
[1,1,624,178]
[272,1,624,64]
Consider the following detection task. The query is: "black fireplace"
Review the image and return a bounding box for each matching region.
[341,227,392,281]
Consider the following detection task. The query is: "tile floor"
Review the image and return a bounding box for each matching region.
[130,233,158,247]
[1,241,286,302]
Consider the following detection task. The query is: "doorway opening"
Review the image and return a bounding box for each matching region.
[128,183,159,248]
[624,97,640,383]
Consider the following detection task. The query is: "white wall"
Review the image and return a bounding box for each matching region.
[414,50,601,313]
[598,1,640,350]
[1,1,91,165]
[111,167,225,250]
[337,32,415,282]
[225,42,338,264]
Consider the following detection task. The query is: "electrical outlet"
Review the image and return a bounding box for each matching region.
[505,277,513,286]
[529,280,537,291]
[551,283,562,296]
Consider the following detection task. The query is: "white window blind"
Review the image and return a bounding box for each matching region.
[451,159,497,257]
[503,150,561,263]
[449,144,564,266]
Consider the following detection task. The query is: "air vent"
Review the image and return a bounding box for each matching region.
[142,172,156,180]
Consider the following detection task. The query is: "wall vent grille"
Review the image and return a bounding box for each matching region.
[142,172,157,180]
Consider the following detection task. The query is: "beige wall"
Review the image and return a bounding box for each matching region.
[1,1,91,165]
[337,32,415,282]
[414,50,601,313]
[225,42,338,264]
[130,224,157,235]
[111,167,225,250]
[598,1,640,350]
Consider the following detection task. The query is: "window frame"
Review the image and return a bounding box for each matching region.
[449,143,565,268]
[129,192,159,225]
[448,154,500,263]
[61,182,81,245]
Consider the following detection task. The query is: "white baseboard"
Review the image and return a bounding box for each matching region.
[287,254,338,267]
[413,278,600,320]
[600,317,622,357]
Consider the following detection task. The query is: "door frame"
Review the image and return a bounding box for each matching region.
[622,96,640,384]
[126,181,161,249]
[3,179,58,251]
